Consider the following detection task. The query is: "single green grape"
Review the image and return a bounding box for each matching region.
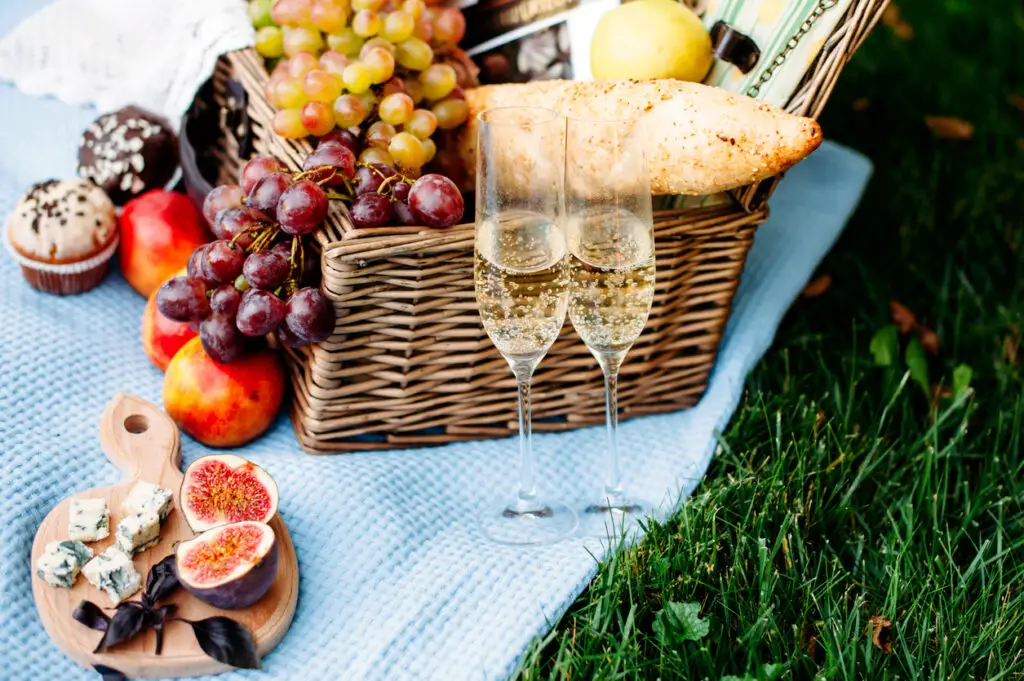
[379,93,414,125]
[333,94,369,128]
[362,47,396,84]
[352,10,382,38]
[255,26,285,58]
[249,0,275,29]
[382,11,415,43]
[342,62,373,93]
[388,131,427,170]
[327,28,364,56]
[432,98,469,129]
[404,108,437,139]
[395,37,432,71]
[419,63,456,101]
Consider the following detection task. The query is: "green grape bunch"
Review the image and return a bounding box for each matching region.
[248,0,472,177]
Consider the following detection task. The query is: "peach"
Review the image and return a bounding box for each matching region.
[142,268,196,371]
[163,338,286,447]
[120,190,211,297]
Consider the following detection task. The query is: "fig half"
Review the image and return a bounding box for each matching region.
[180,454,279,532]
[175,520,278,610]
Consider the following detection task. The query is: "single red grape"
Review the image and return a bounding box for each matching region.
[349,193,392,228]
[318,128,360,155]
[187,244,212,282]
[202,184,244,228]
[243,250,291,290]
[353,163,397,195]
[210,285,241,316]
[391,180,411,202]
[236,289,287,337]
[248,172,294,220]
[392,200,418,225]
[206,240,246,283]
[302,143,356,185]
[214,207,263,248]
[284,287,334,343]
[277,180,329,235]
[276,323,305,347]
[408,174,463,228]
[156,276,210,322]
[240,156,287,194]
[200,314,246,363]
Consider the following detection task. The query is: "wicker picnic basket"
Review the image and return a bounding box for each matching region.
[201,0,887,452]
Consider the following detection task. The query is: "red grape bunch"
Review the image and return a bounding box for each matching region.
[157,147,463,363]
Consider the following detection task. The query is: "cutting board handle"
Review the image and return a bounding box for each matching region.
[99,393,182,484]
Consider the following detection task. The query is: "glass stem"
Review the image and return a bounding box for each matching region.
[512,360,540,513]
[598,351,627,509]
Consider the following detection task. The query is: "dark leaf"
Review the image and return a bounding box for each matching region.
[870,326,899,366]
[94,603,147,653]
[1008,94,1024,115]
[868,614,893,653]
[149,604,177,655]
[652,601,709,644]
[191,617,261,670]
[144,555,180,606]
[852,97,870,112]
[94,665,127,681]
[952,364,973,399]
[905,338,931,398]
[72,601,110,632]
[801,274,832,299]
[890,301,917,334]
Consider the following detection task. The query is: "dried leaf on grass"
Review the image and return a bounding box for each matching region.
[882,5,914,39]
[1009,95,1024,115]
[1004,325,1020,365]
[868,615,893,654]
[919,326,940,356]
[890,301,917,334]
[802,274,832,298]
[925,116,974,140]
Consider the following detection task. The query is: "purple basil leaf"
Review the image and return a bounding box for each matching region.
[149,604,177,655]
[144,555,180,606]
[94,602,147,653]
[94,664,127,681]
[190,617,260,670]
[72,601,110,632]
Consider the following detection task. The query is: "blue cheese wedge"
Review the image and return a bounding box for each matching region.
[121,480,173,521]
[36,540,93,588]
[116,510,161,555]
[68,498,110,542]
[82,546,142,604]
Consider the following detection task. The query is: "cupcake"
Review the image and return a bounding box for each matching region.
[4,179,119,295]
[78,106,180,205]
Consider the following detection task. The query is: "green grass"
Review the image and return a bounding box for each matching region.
[515,0,1024,677]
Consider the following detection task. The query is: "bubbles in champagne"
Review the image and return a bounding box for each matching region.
[566,208,656,354]
[474,211,569,362]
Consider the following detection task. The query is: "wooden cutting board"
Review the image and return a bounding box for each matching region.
[31,393,299,678]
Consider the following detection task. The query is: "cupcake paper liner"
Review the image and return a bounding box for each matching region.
[4,228,119,295]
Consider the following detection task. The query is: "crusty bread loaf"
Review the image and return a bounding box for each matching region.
[459,79,823,196]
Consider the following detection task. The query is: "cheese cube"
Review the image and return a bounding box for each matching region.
[116,510,161,555]
[121,481,173,522]
[36,540,93,588]
[68,498,110,542]
[82,546,142,605]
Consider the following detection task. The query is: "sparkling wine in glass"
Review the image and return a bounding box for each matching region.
[475,106,578,545]
[565,116,657,536]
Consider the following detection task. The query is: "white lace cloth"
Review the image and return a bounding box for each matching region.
[0,0,254,127]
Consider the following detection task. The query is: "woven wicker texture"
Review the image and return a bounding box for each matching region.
[208,0,886,452]
[0,139,873,680]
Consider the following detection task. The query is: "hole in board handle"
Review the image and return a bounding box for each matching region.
[124,414,150,434]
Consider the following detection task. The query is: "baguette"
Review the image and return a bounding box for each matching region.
[459,79,823,196]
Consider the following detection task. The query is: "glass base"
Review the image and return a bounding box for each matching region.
[480,498,579,545]
[578,496,656,539]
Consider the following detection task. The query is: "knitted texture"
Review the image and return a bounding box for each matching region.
[0,9,872,675]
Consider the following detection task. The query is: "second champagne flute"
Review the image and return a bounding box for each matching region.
[565,116,657,536]
[474,106,578,545]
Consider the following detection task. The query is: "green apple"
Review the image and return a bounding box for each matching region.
[591,0,713,82]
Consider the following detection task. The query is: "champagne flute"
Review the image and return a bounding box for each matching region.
[565,116,657,536]
[475,106,578,545]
